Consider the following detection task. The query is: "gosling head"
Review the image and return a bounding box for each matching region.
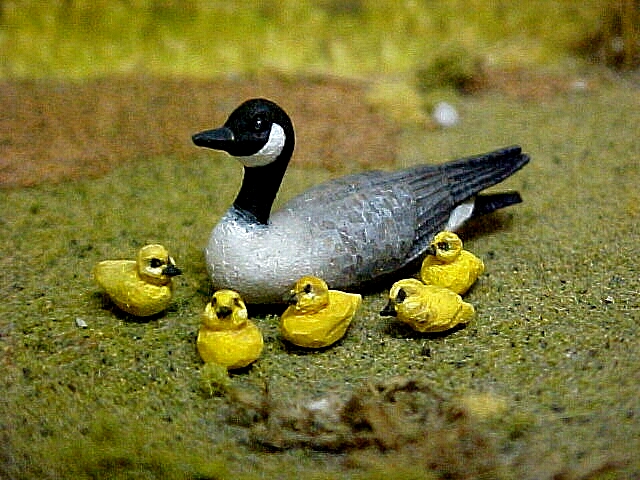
[202,289,249,331]
[136,244,182,286]
[380,278,425,317]
[427,231,464,264]
[285,276,330,314]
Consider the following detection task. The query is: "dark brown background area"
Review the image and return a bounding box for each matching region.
[0,69,575,188]
[0,76,400,188]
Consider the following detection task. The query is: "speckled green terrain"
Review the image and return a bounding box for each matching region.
[1,73,639,479]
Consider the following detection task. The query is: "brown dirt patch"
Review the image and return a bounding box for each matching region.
[0,69,579,188]
[0,76,400,188]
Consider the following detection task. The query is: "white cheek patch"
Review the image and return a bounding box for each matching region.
[239,123,286,167]
[445,198,475,231]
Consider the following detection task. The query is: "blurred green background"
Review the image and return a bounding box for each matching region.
[1,0,637,79]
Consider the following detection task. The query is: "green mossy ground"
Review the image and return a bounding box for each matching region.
[1,73,639,478]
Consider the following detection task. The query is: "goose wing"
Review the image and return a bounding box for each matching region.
[274,170,430,286]
[276,146,529,287]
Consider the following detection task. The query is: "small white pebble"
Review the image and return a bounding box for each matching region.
[307,398,331,412]
[433,101,459,127]
[75,318,88,328]
[603,295,614,304]
[571,79,587,91]
[610,36,624,53]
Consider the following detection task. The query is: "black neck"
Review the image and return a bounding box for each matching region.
[233,155,291,225]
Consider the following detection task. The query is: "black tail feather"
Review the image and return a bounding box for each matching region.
[444,146,530,204]
[472,191,523,218]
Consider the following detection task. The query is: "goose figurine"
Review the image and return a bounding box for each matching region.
[192,98,529,304]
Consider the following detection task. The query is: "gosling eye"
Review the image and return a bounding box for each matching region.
[149,258,164,268]
[303,283,312,294]
[437,242,449,251]
[396,288,407,303]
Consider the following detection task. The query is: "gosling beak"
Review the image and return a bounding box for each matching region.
[380,300,397,317]
[215,306,233,319]
[162,258,182,277]
[192,127,235,152]
[283,290,298,305]
[426,244,437,256]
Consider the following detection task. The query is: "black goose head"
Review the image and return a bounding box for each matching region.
[192,98,296,224]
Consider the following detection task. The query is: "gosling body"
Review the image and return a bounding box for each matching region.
[381,278,474,333]
[94,244,181,317]
[197,289,263,369]
[280,276,361,348]
[420,231,484,294]
[193,98,529,303]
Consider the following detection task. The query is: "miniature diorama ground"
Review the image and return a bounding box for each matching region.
[1,71,639,479]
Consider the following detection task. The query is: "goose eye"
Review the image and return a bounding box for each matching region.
[150,258,163,268]
[437,242,449,251]
[396,288,407,303]
[303,283,312,294]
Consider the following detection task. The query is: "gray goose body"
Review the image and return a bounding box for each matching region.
[193,99,529,304]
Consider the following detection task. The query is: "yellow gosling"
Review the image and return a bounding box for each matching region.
[381,278,474,333]
[420,231,484,294]
[94,244,181,317]
[280,276,361,348]
[197,289,263,369]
